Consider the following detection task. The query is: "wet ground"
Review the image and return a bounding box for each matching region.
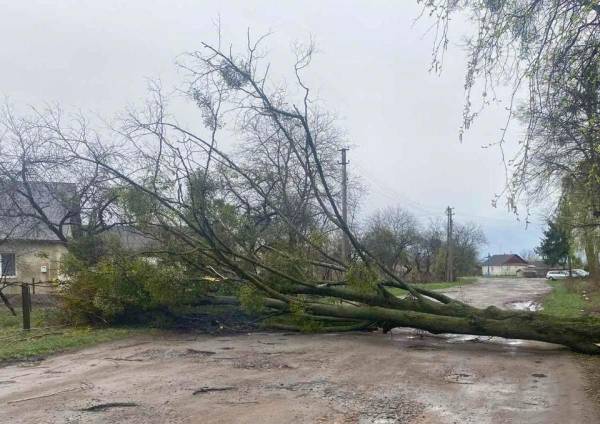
[0,277,598,423]
[441,277,553,309]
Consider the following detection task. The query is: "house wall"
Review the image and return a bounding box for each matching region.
[481,264,527,276]
[0,240,67,294]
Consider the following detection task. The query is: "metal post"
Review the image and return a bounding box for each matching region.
[446,206,454,282]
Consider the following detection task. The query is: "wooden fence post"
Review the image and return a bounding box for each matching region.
[21,283,31,330]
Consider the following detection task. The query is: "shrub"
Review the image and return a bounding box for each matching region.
[58,236,209,325]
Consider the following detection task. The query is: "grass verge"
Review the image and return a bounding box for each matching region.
[541,279,600,318]
[0,307,147,363]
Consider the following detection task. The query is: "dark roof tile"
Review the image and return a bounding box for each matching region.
[481,254,528,266]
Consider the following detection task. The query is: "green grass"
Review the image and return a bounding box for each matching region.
[388,276,478,297]
[541,281,586,318]
[0,307,145,363]
[541,279,600,318]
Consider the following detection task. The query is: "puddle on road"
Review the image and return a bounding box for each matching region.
[391,327,557,352]
[505,301,542,312]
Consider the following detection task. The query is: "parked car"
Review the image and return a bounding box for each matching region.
[546,270,568,280]
[546,269,589,279]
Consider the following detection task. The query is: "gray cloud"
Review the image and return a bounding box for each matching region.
[0,0,542,254]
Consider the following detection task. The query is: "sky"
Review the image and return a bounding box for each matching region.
[0,0,546,256]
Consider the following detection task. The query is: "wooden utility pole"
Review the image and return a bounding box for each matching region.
[21,283,31,330]
[446,206,454,282]
[340,148,350,261]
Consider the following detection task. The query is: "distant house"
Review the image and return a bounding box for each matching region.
[481,254,529,276]
[0,182,79,291]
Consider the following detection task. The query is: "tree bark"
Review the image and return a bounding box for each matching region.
[199,295,600,354]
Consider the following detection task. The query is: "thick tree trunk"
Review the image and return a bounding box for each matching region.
[583,235,599,279]
[199,294,600,354]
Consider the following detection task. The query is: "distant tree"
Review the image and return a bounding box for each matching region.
[410,219,444,280]
[362,207,419,274]
[536,221,570,267]
[452,222,487,277]
[363,211,484,281]
[519,249,540,263]
[430,222,486,280]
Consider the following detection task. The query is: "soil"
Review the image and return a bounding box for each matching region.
[1,277,599,423]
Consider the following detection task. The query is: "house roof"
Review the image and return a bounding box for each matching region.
[0,181,79,242]
[481,254,528,267]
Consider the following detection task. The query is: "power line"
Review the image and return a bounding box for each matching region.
[354,162,540,225]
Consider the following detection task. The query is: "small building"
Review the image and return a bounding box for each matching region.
[481,254,529,276]
[523,261,553,278]
[0,182,79,292]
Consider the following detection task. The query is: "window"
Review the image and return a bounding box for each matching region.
[0,253,16,277]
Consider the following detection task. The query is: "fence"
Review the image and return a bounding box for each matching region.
[0,279,57,330]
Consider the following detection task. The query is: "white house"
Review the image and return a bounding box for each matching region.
[481,254,529,276]
[0,182,78,293]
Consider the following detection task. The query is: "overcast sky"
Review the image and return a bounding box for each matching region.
[0,0,546,256]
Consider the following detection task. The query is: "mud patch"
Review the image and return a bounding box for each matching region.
[578,356,600,405]
[233,356,295,370]
[118,348,217,361]
[267,379,424,423]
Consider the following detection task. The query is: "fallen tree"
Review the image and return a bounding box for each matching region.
[3,34,600,354]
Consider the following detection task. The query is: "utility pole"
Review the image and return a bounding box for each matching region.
[446,206,454,282]
[340,148,350,261]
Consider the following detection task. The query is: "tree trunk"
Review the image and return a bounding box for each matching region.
[201,292,600,355]
[583,234,599,279]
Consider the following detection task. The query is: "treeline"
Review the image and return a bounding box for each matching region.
[361,207,485,282]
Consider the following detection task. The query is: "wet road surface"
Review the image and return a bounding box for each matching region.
[0,277,598,423]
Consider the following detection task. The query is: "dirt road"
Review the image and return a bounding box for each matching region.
[0,277,598,423]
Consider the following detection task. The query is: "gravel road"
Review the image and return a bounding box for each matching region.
[0,277,598,423]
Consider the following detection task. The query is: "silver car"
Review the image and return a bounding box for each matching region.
[573,269,590,278]
[546,270,568,280]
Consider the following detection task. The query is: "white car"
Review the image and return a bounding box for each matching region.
[546,270,568,280]
[573,269,590,278]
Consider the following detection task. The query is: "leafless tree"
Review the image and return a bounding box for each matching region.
[4,34,600,353]
[362,207,420,275]
[0,104,125,242]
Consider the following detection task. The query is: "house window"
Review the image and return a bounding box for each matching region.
[0,253,16,277]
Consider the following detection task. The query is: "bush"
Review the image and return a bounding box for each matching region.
[58,236,210,325]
